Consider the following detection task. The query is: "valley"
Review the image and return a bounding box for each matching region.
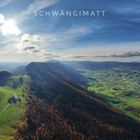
[68,61,140,121]
[85,69,140,121]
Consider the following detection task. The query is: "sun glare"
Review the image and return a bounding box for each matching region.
[1,19,21,36]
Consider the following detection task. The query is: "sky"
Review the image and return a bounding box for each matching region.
[0,0,140,62]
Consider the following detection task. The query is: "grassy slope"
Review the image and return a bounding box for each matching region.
[0,75,29,140]
[84,69,140,121]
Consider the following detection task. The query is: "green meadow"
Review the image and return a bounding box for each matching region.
[0,75,29,140]
[84,69,140,121]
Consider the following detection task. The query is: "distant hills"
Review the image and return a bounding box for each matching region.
[64,61,140,71]
[0,71,12,86]
[0,62,28,72]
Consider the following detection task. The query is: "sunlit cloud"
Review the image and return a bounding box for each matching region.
[17,33,45,55]
[1,19,21,36]
[21,34,43,43]
[0,14,5,23]
[0,14,21,36]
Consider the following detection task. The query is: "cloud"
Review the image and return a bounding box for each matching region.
[21,34,43,43]
[68,51,140,60]
[0,0,17,8]
[112,3,140,15]
[67,27,91,36]
[111,51,140,58]
[17,34,44,54]
[1,19,21,36]
[20,0,58,17]
[40,26,92,52]
[0,14,21,36]
[33,49,42,53]
[23,46,36,51]
[45,53,60,57]
[0,14,5,23]
[44,53,61,60]
[32,35,43,42]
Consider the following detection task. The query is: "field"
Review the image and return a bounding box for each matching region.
[0,75,29,140]
[84,68,140,121]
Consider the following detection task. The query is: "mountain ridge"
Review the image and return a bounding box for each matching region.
[13,61,140,140]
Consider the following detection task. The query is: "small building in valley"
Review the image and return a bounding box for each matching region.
[7,95,21,104]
